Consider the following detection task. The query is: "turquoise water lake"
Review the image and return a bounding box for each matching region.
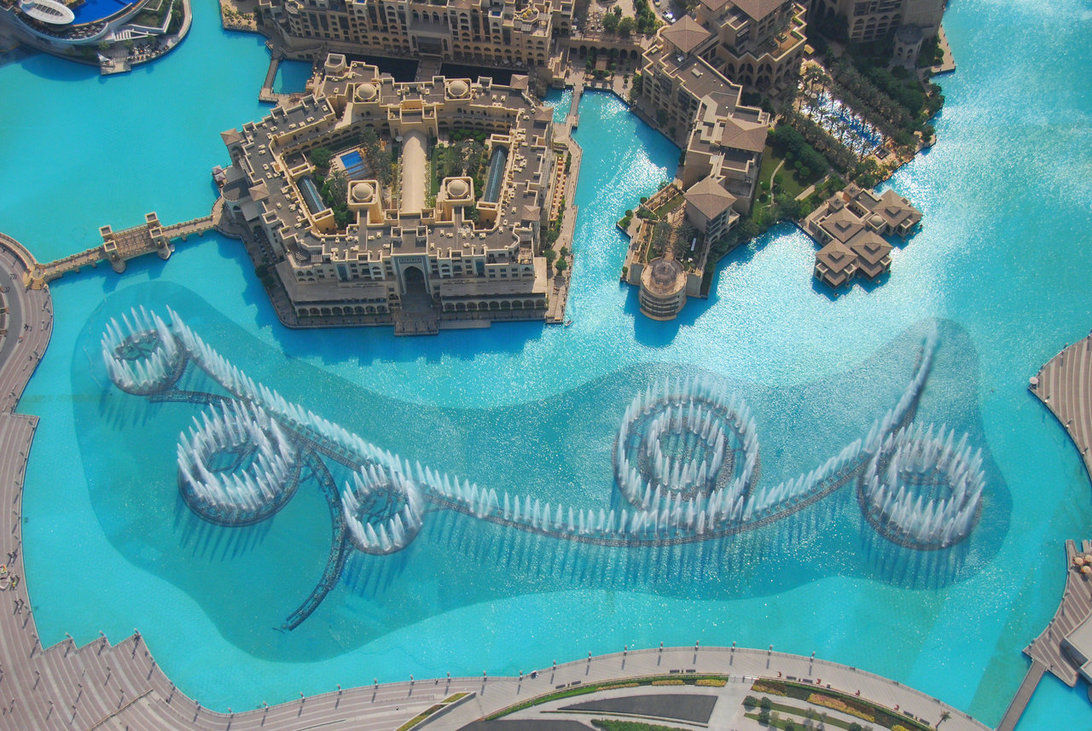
[2,0,1091,726]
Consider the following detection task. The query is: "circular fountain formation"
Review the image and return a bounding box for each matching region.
[614,375,758,531]
[100,307,185,396]
[341,464,424,554]
[859,423,984,549]
[177,401,301,526]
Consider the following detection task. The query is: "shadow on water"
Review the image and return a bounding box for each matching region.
[174,491,275,562]
[16,52,100,82]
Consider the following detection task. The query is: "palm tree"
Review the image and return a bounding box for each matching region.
[936,710,952,729]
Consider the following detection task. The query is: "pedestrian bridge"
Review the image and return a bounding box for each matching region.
[27,210,216,288]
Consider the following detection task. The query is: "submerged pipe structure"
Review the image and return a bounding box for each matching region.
[101,309,985,627]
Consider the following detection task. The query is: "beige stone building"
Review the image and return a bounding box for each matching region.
[636,22,769,223]
[219,54,559,332]
[804,182,920,288]
[813,0,945,45]
[694,0,807,94]
[257,0,571,72]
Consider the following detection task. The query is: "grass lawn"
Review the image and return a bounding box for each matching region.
[760,146,826,201]
[592,720,688,731]
[758,145,783,189]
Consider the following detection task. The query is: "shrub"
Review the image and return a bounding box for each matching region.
[309,146,333,171]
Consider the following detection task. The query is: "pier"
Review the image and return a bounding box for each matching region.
[997,538,1092,731]
[258,55,288,104]
[1024,538,1092,686]
[26,211,215,288]
[1030,332,1092,484]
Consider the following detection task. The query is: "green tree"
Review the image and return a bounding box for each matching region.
[309,146,333,171]
[617,16,635,36]
[602,7,620,33]
[758,696,772,724]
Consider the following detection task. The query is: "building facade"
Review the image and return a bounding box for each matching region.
[813,0,945,44]
[220,54,558,331]
[257,0,570,71]
[636,22,770,231]
[694,0,807,94]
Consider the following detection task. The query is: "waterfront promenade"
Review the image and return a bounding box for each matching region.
[996,536,1092,731]
[1030,333,1092,485]
[431,646,988,730]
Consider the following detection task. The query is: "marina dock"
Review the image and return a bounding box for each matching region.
[997,538,1092,731]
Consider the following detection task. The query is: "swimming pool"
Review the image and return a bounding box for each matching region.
[71,0,140,25]
[340,150,367,179]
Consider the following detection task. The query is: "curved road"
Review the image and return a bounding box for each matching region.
[0,230,990,729]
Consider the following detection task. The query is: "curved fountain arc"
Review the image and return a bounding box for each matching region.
[100,309,984,627]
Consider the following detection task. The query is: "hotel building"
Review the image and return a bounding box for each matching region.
[812,0,945,44]
[219,54,557,332]
[804,182,920,287]
[693,0,807,94]
[256,0,570,73]
[636,22,769,220]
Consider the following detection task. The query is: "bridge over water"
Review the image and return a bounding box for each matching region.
[26,208,217,288]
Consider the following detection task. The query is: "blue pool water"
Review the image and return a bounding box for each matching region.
[272,59,312,94]
[340,150,366,179]
[72,0,139,24]
[2,0,1092,727]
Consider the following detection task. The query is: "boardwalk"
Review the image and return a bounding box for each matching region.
[0,229,991,730]
[991,537,1092,731]
[996,662,1045,731]
[1030,333,1092,484]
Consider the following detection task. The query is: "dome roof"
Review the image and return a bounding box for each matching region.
[869,213,885,228]
[447,179,469,198]
[448,79,469,98]
[355,83,377,101]
[352,182,374,201]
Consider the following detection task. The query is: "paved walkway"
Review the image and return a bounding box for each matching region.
[1031,332,1092,484]
[545,134,582,323]
[431,646,988,730]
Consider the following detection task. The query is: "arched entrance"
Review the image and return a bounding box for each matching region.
[400,265,432,313]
